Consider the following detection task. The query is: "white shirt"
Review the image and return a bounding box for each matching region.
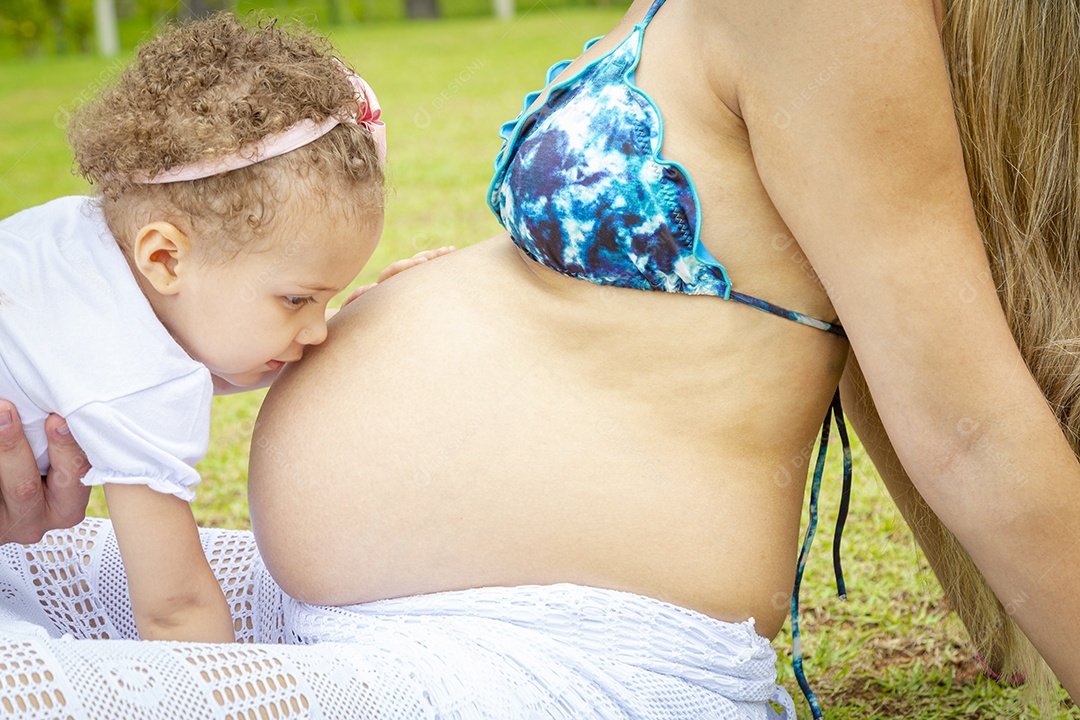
[0,196,212,501]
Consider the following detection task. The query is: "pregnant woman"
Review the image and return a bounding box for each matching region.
[2,0,1080,718]
[250,0,1080,713]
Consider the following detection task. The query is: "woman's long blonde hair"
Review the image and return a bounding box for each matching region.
[919,0,1080,702]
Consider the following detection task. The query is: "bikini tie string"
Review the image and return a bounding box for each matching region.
[790,389,852,720]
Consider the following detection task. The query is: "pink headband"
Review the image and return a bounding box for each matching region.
[141,69,385,184]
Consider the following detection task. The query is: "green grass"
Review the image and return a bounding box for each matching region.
[1,7,1076,718]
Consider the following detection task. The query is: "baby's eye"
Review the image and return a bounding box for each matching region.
[283,295,315,307]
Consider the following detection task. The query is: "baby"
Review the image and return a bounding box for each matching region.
[0,15,412,642]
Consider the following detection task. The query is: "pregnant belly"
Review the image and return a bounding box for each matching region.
[248,239,812,638]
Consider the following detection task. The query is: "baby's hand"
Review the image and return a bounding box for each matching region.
[341,246,456,308]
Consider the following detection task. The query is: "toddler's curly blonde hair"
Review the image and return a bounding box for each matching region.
[68,13,384,258]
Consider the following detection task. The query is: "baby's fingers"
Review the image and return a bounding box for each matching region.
[414,246,456,263]
[341,283,378,308]
[422,246,456,259]
[375,246,456,283]
[375,257,423,283]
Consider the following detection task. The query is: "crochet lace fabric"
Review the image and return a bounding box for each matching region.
[0,517,793,720]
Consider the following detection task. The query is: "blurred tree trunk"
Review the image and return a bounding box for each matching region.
[492,0,513,20]
[93,0,119,56]
[405,0,439,19]
[44,0,67,54]
[326,0,353,25]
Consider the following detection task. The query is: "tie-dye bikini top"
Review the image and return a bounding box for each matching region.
[488,1,850,718]
[487,0,843,337]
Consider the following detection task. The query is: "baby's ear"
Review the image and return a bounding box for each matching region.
[132,222,192,295]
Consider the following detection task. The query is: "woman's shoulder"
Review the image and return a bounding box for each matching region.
[717,0,942,98]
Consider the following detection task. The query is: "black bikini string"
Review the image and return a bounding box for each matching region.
[790,389,852,720]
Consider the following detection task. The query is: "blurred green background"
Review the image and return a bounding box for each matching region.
[0,0,619,58]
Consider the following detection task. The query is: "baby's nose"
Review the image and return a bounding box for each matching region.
[298,320,328,346]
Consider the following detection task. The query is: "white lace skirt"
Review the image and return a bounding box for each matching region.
[0,517,794,719]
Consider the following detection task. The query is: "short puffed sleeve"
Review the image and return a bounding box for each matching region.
[66,368,213,502]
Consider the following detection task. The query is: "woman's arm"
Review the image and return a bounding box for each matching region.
[0,403,91,544]
[840,352,1039,680]
[104,483,234,642]
[839,352,961,593]
[733,0,1080,694]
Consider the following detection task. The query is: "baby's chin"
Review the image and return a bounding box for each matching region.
[213,369,270,390]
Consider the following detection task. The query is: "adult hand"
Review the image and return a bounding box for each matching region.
[0,401,91,544]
